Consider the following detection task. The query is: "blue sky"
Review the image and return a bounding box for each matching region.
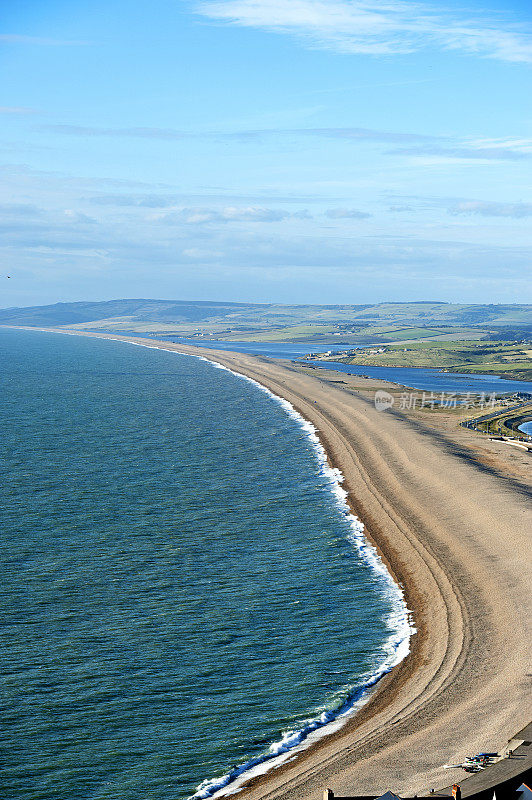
[1,0,531,307]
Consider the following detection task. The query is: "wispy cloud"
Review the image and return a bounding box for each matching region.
[1,181,529,303]
[89,193,185,207]
[46,124,192,140]
[197,0,532,63]
[0,34,88,46]
[0,202,43,216]
[154,206,292,223]
[154,205,372,223]
[449,200,532,218]
[46,123,529,161]
[45,122,438,143]
[325,207,371,219]
[388,144,529,161]
[0,106,38,114]
[63,209,96,224]
[88,191,327,206]
[293,126,435,143]
[387,194,532,218]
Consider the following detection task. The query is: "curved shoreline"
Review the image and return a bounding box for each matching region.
[175,351,414,799]
[7,328,532,800]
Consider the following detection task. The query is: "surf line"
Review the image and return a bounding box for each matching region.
[57,332,416,799]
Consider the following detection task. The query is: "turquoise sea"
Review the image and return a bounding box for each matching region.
[0,329,409,800]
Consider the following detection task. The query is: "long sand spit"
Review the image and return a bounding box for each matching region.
[11,329,532,799]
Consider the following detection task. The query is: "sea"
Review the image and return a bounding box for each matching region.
[0,328,411,800]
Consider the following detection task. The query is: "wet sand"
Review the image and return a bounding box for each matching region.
[10,329,532,799]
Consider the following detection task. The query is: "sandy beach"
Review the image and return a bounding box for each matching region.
[12,329,532,799]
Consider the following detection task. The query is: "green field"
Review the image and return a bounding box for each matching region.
[219,324,475,343]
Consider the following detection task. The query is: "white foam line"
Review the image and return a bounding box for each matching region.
[39,333,415,799]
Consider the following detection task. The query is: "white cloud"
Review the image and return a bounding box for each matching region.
[386,194,532,218]
[155,206,291,223]
[468,137,532,155]
[0,106,37,114]
[388,144,529,161]
[182,247,224,259]
[0,202,43,216]
[197,0,532,62]
[63,209,96,223]
[326,207,371,219]
[49,123,529,162]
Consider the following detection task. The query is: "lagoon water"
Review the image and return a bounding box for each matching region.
[307,361,532,395]
[0,329,407,800]
[171,338,532,395]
